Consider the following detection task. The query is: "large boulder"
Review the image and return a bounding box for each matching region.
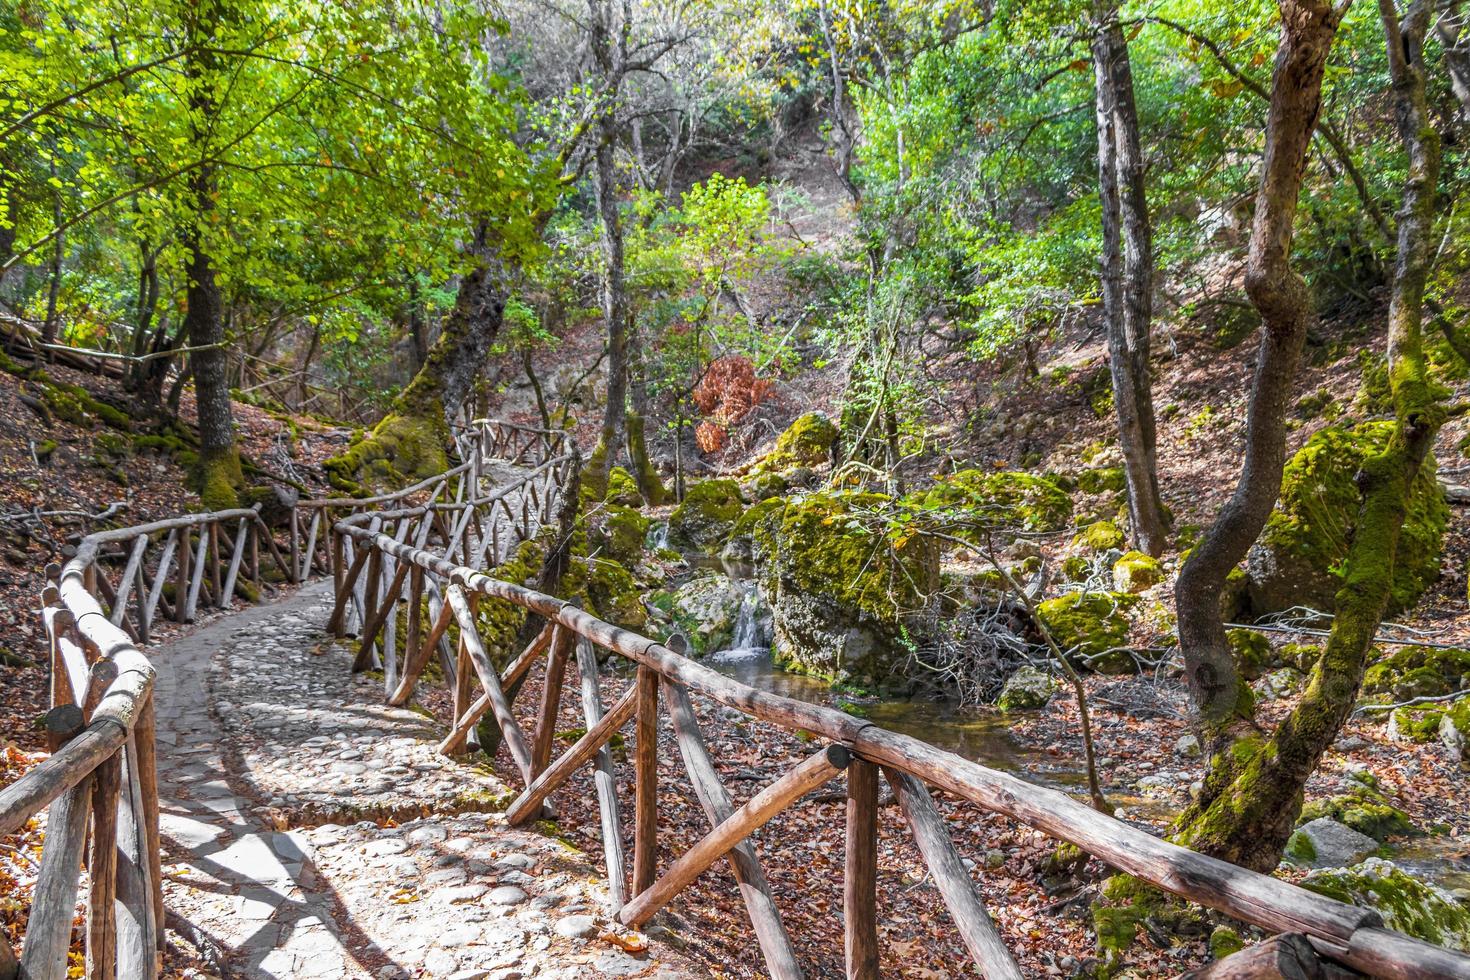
[1247,422,1448,616]
[1112,551,1164,593]
[668,479,745,552]
[1302,858,1470,950]
[1362,647,1470,702]
[909,469,1073,535]
[743,492,940,688]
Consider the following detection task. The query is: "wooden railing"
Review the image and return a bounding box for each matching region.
[326,449,1470,980]
[0,418,568,980]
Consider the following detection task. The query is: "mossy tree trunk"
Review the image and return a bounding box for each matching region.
[1092,1,1168,557]
[626,328,667,505]
[183,4,243,510]
[1174,0,1340,755]
[1173,0,1445,871]
[585,110,630,501]
[325,222,509,491]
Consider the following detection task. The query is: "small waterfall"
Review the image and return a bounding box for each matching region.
[709,582,769,663]
[730,588,762,650]
[650,521,671,551]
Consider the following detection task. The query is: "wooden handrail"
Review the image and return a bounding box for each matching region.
[331,508,1470,980]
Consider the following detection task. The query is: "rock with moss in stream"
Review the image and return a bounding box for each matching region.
[742,491,940,690]
[1362,646,1470,702]
[1302,858,1470,950]
[1034,592,1138,674]
[604,467,644,508]
[756,412,838,473]
[1111,551,1163,594]
[588,503,649,566]
[1246,421,1449,616]
[996,666,1059,710]
[1284,818,1380,869]
[661,573,745,656]
[1073,520,1125,553]
[908,469,1073,536]
[667,479,745,552]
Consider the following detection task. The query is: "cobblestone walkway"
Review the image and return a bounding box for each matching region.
[154,582,702,980]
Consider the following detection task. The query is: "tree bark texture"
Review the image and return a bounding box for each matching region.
[1092,3,1168,557]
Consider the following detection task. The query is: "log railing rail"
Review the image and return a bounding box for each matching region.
[0,419,568,980]
[7,415,1470,979]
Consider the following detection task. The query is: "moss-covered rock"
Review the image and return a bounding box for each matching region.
[1073,520,1125,552]
[1208,925,1245,961]
[758,412,838,472]
[1077,467,1127,495]
[909,469,1073,535]
[1298,787,1413,842]
[1247,422,1449,616]
[588,503,650,566]
[475,534,551,671]
[1388,704,1447,743]
[668,479,745,552]
[743,492,940,689]
[1302,859,1470,950]
[1228,629,1274,681]
[744,471,789,502]
[1362,647,1470,701]
[1111,551,1164,593]
[1035,592,1138,673]
[582,556,647,632]
[996,666,1059,710]
[664,573,745,656]
[605,467,644,507]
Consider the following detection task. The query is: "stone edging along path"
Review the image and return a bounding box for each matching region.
[152,580,705,980]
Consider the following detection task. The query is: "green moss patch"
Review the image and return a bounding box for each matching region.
[1073,520,1125,552]
[908,469,1073,535]
[757,412,838,472]
[1247,422,1448,615]
[1035,592,1138,673]
[1111,551,1163,593]
[668,479,745,551]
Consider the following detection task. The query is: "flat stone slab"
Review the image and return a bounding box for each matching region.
[151,576,704,979]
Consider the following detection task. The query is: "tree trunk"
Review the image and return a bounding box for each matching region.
[407,274,429,371]
[324,222,508,492]
[585,97,631,500]
[1172,0,1444,872]
[625,325,667,505]
[41,163,64,353]
[1092,4,1168,556]
[1174,0,1342,753]
[183,11,242,509]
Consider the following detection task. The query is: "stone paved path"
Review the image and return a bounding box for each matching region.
[154,582,704,980]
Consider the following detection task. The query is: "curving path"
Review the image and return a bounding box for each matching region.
[151,578,702,979]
